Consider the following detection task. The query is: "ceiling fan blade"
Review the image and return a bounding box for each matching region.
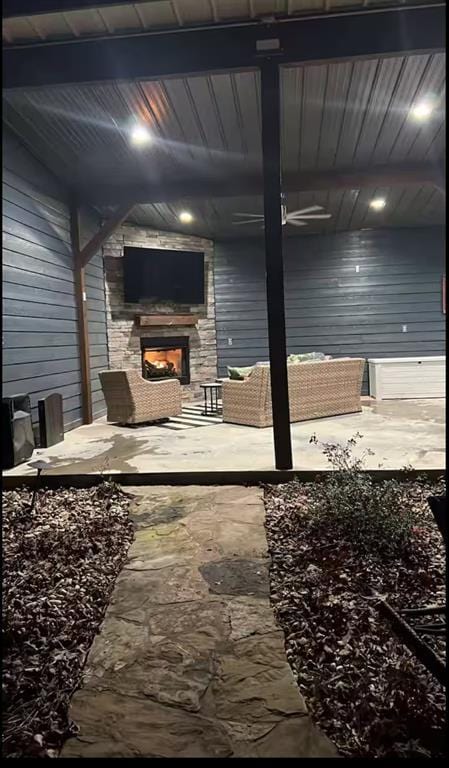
[288,205,324,216]
[233,212,264,218]
[288,213,332,220]
[232,219,263,225]
[288,219,307,227]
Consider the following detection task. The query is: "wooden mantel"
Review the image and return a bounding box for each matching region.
[137,314,200,327]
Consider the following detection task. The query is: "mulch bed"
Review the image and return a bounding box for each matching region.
[264,478,446,759]
[2,482,134,759]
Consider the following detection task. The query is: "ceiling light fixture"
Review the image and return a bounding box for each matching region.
[410,97,436,122]
[179,211,193,223]
[130,123,151,146]
[369,198,386,211]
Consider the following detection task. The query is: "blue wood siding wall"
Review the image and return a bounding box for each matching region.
[214,227,445,394]
[2,128,108,431]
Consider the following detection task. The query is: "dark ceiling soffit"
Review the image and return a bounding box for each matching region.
[76,163,442,207]
[2,0,143,16]
[3,5,445,90]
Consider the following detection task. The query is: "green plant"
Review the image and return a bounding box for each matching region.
[308,433,416,558]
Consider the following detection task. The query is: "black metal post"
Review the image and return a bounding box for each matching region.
[260,61,293,471]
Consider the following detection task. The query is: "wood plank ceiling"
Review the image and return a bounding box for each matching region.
[3,1,440,44]
[3,6,445,239]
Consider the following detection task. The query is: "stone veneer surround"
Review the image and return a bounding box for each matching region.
[103,224,217,400]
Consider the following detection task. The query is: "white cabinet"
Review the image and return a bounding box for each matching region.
[368,357,445,400]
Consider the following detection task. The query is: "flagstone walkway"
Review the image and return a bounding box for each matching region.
[62,485,337,758]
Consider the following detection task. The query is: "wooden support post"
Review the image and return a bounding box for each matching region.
[71,200,134,424]
[70,202,93,425]
[260,61,293,471]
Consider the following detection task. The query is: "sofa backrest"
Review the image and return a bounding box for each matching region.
[247,358,365,398]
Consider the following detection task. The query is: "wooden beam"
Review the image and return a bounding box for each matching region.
[3,6,445,89]
[70,202,93,426]
[137,315,200,327]
[77,162,441,207]
[261,61,292,472]
[78,203,134,268]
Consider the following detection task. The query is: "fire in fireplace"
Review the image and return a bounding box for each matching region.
[141,336,190,385]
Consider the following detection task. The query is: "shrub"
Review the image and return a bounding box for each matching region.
[308,433,416,558]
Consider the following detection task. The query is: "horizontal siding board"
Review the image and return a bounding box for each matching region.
[3,199,71,243]
[3,346,79,365]
[4,331,80,348]
[214,227,445,397]
[3,379,82,402]
[3,371,82,394]
[3,265,75,295]
[84,260,104,279]
[2,181,70,230]
[4,331,108,348]
[2,249,74,281]
[2,315,78,333]
[218,312,443,329]
[3,281,77,308]
[90,343,109,356]
[90,354,109,366]
[3,358,81,383]
[215,294,444,311]
[87,309,108,323]
[216,282,441,299]
[1,134,68,202]
[3,215,72,257]
[2,231,74,269]
[3,298,77,321]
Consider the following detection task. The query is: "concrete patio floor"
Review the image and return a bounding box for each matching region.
[4,399,445,476]
[61,485,337,758]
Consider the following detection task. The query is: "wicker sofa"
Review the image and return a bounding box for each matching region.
[222,358,365,427]
[99,369,182,425]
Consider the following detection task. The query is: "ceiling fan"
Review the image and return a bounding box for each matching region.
[232,195,332,228]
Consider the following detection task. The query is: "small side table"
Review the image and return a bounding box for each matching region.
[200,382,222,416]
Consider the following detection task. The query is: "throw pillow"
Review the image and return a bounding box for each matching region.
[287,352,327,364]
[227,365,253,380]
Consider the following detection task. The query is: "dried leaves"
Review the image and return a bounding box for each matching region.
[2,482,134,758]
[264,477,446,758]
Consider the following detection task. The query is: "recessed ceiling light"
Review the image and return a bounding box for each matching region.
[179,211,193,223]
[369,198,386,211]
[410,98,436,121]
[130,124,151,146]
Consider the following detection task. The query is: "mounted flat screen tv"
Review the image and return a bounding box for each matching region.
[123,247,205,304]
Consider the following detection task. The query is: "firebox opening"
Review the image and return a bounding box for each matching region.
[141,336,190,385]
[143,348,182,379]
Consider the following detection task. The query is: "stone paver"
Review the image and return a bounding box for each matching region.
[61,486,337,758]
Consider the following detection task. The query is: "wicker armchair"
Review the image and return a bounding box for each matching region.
[99,369,182,425]
[222,358,365,427]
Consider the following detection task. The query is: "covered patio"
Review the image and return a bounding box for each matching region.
[3,0,445,478]
[3,398,445,477]
[2,3,447,761]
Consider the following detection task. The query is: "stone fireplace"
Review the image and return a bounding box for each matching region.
[103,224,217,401]
[141,336,190,385]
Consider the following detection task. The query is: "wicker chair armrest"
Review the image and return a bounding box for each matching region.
[222,378,261,408]
[222,378,253,394]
